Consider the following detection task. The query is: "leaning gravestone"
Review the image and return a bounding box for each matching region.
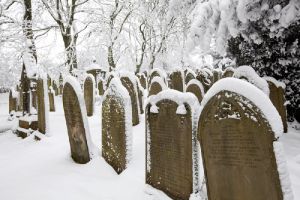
[264,77,288,133]
[84,75,95,117]
[146,90,200,200]
[148,76,167,96]
[198,78,292,200]
[169,70,184,92]
[120,74,139,126]
[63,76,93,164]
[37,78,49,134]
[102,77,132,174]
[186,79,204,103]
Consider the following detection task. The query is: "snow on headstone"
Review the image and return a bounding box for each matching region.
[222,67,235,78]
[233,65,270,95]
[48,86,55,112]
[169,70,184,92]
[198,78,293,200]
[63,76,93,164]
[149,68,167,87]
[120,72,140,126]
[186,79,205,103]
[9,88,17,114]
[212,69,222,84]
[148,76,167,97]
[146,89,200,200]
[37,76,49,135]
[184,68,196,85]
[84,74,95,117]
[137,73,147,89]
[196,69,212,93]
[102,77,132,174]
[264,77,288,133]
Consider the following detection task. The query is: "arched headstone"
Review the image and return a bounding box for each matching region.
[84,75,95,117]
[198,78,291,200]
[186,80,204,103]
[148,76,167,96]
[102,78,132,174]
[212,69,222,84]
[264,77,288,133]
[222,67,235,78]
[196,69,212,93]
[149,68,167,88]
[63,76,92,164]
[185,71,195,85]
[120,75,139,126]
[169,70,184,92]
[146,90,200,200]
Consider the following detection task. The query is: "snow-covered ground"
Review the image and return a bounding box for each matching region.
[0,92,299,200]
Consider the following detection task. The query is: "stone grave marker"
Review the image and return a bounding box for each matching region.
[63,76,92,164]
[169,70,184,92]
[186,79,204,103]
[138,73,147,89]
[84,75,95,117]
[148,76,166,96]
[198,78,291,200]
[136,77,144,114]
[222,67,235,78]
[9,89,17,114]
[265,77,288,133]
[37,78,48,134]
[98,79,104,96]
[196,69,212,93]
[102,78,132,174]
[185,71,195,85]
[146,90,199,200]
[120,75,139,126]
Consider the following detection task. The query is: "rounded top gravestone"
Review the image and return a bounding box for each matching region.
[148,76,167,97]
[169,70,184,92]
[186,79,205,103]
[83,74,95,117]
[198,78,292,200]
[222,67,235,78]
[196,69,212,93]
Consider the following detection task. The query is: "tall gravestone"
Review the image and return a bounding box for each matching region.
[265,78,288,133]
[84,75,94,117]
[198,78,290,200]
[136,78,144,114]
[63,77,92,164]
[37,78,47,134]
[98,80,104,96]
[186,80,204,103]
[146,91,199,200]
[9,89,17,114]
[102,78,132,174]
[138,73,147,89]
[169,71,184,92]
[148,77,166,96]
[120,76,139,126]
[49,87,55,112]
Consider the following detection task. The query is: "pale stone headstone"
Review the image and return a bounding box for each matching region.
[9,89,17,114]
[84,75,94,117]
[102,78,132,174]
[169,71,184,92]
[198,78,290,200]
[63,77,92,164]
[146,91,199,200]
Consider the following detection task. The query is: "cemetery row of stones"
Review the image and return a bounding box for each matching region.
[59,65,292,200]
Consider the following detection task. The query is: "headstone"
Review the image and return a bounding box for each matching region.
[185,71,195,85]
[196,69,212,93]
[212,69,222,84]
[102,78,132,174]
[63,77,92,164]
[148,77,166,96]
[136,79,144,114]
[37,78,48,134]
[222,67,235,78]
[84,75,94,117]
[186,80,204,103]
[198,78,289,200]
[53,81,59,96]
[169,71,184,92]
[98,80,104,96]
[149,68,166,88]
[9,89,17,114]
[138,73,147,89]
[265,78,288,133]
[120,76,139,126]
[146,91,199,200]
[48,91,55,112]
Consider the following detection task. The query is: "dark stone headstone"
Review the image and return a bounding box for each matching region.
[121,77,139,126]
[185,72,195,85]
[186,80,204,103]
[37,79,46,134]
[102,78,132,174]
[84,76,94,117]
[98,80,104,96]
[196,70,212,93]
[267,80,288,133]
[198,90,284,200]
[222,67,234,78]
[146,98,195,200]
[9,90,17,114]
[139,74,147,89]
[63,81,91,164]
[49,91,55,112]
[170,71,184,92]
[148,81,163,96]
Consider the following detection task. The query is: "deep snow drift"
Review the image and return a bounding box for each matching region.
[0,92,299,200]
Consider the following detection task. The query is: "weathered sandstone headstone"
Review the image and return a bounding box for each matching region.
[84,75,94,117]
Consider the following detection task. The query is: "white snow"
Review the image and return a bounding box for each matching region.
[233,65,270,95]
[263,76,286,89]
[150,76,168,90]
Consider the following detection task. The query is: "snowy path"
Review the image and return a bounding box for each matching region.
[0,93,299,199]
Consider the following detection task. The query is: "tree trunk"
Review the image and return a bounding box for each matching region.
[62,27,77,73]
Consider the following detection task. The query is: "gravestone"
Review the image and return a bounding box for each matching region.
[53,81,59,96]
[136,80,144,114]
[102,78,132,174]
[266,79,288,133]
[148,77,166,96]
[196,70,212,93]
[9,89,17,114]
[198,79,287,200]
[169,71,184,92]
[212,69,222,84]
[31,89,37,109]
[84,75,94,117]
[222,67,235,78]
[138,73,147,89]
[146,91,199,200]
[37,78,47,134]
[185,71,195,85]
[186,80,204,103]
[98,80,104,96]
[63,78,92,164]
[120,76,139,126]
